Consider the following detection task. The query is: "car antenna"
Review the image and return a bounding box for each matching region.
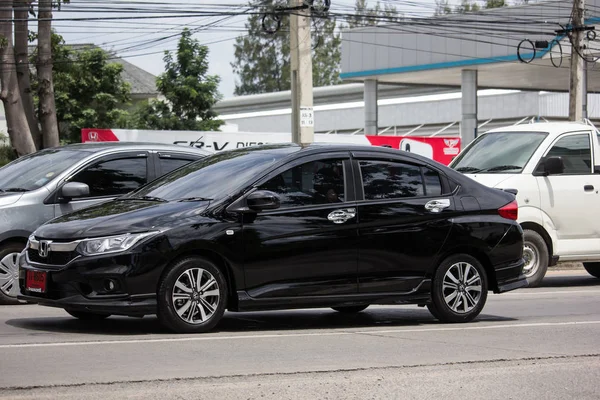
[190,136,204,147]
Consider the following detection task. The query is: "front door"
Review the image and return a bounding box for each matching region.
[352,153,455,294]
[54,152,151,216]
[535,131,600,257]
[242,154,359,298]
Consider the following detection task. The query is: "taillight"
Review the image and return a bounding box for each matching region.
[498,200,518,220]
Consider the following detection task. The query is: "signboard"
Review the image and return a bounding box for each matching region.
[82,128,461,165]
[300,107,314,127]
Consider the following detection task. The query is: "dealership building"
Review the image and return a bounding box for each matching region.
[215,0,600,145]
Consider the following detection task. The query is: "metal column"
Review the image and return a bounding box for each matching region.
[364,79,378,135]
[461,70,478,145]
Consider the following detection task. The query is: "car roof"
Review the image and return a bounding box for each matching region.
[50,142,211,155]
[484,122,596,137]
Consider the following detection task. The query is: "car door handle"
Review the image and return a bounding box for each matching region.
[425,199,451,213]
[327,208,356,224]
[584,185,594,192]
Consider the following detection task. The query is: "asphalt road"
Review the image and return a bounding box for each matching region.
[1,270,599,399]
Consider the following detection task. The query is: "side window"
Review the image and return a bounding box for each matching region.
[70,157,147,197]
[545,134,592,174]
[160,158,194,175]
[424,167,443,196]
[360,160,424,200]
[258,159,346,208]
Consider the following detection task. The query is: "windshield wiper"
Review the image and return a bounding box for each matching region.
[0,187,30,193]
[455,166,482,173]
[117,195,167,203]
[479,165,522,173]
[177,197,213,202]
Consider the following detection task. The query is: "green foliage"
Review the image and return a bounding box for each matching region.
[0,146,17,167]
[436,0,514,15]
[232,0,343,95]
[133,28,223,131]
[345,0,402,28]
[30,33,132,143]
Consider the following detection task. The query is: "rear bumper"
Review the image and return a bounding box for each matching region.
[493,258,527,293]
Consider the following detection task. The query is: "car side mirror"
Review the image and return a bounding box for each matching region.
[247,190,280,212]
[60,182,90,201]
[542,156,565,176]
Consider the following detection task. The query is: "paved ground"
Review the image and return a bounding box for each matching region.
[1,270,599,399]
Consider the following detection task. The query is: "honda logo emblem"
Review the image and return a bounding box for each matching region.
[88,131,98,141]
[38,241,50,258]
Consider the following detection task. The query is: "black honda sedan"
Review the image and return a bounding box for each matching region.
[19,144,526,333]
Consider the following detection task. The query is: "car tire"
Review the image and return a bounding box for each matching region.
[583,262,600,279]
[522,229,549,288]
[331,305,369,313]
[65,310,111,320]
[427,254,488,323]
[0,242,26,305]
[157,256,228,334]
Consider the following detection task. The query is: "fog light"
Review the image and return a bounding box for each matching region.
[104,279,117,292]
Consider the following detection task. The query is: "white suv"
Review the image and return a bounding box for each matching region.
[450,122,600,286]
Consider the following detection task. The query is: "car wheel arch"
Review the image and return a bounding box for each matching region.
[433,246,498,292]
[157,249,239,311]
[520,221,553,259]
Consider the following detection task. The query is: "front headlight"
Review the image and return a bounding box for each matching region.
[77,232,159,256]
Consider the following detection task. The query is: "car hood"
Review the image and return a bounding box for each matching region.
[462,173,515,189]
[34,199,211,240]
[0,192,23,207]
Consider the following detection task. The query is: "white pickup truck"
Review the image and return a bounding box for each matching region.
[449,122,600,286]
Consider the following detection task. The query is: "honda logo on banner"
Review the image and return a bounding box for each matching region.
[88,131,98,141]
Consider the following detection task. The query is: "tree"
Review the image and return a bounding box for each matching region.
[37,0,60,148]
[31,34,133,143]
[0,0,36,156]
[14,0,41,149]
[346,0,402,28]
[434,0,452,16]
[133,29,223,131]
[232,0,343,95]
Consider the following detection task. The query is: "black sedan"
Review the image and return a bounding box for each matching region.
[18,144,526,333]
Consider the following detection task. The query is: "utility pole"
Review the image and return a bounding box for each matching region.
[290,0,314,145]
[568,0,585,121]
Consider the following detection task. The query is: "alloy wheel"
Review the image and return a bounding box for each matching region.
[0,252,20,298]
[442,262,482,313]
[172,267,220,324]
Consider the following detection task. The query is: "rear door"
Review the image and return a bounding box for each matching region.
[352,151,455,294]
[54,151,151,216]
[242,152,359,298]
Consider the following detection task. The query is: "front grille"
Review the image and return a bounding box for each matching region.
[27,249,79,266]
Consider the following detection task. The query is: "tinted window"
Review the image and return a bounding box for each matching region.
[360,160,424,199]
[131,149,284,201]
[259,159,346,208]
[452,131,547,174]
[71,157,147,197]
[545,134,591,174]
[0,149,89,191]
[424,168,443,196]
[160,158,193,175]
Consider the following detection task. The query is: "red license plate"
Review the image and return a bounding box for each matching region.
[26,270,47,293]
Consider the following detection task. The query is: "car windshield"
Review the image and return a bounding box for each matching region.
[128,149,284,202]
[0,148,90,192]
[451,131,548,174]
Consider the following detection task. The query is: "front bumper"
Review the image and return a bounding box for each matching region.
[18,239,170,316]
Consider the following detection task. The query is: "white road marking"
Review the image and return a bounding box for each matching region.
[2,320,600,349]
[494,289,600,296]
